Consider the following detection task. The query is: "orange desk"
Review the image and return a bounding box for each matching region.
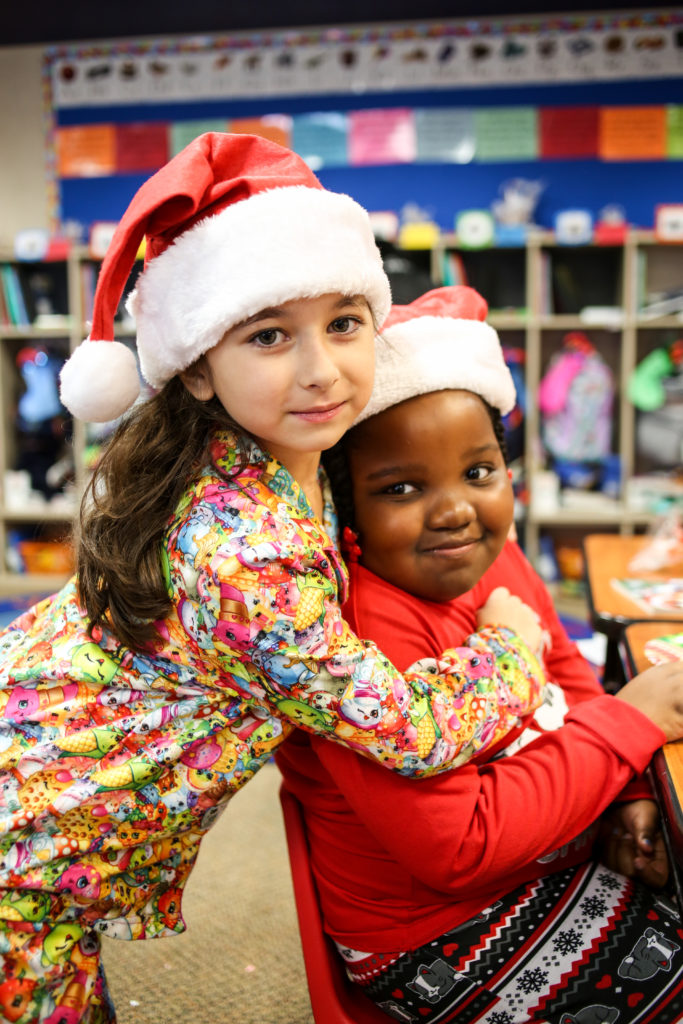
[583,534,683,686]
[621,621,683,883]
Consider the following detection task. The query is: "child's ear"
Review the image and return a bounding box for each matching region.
[180,358,215,401]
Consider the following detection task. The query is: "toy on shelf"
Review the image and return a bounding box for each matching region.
[397,201,440,250]
[491,177,544,245]
[553,209,593,246]
[629,339,683,467]
[13,346,73,501]
[629,339,683,411]
[594,204,628,246]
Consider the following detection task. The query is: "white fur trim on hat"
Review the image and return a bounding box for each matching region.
[355,315,516,424]
[127,185,391,388]
[59,340,141,422]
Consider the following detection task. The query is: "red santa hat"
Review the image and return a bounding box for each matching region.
[59,132,392,422]
[355,285,516,424]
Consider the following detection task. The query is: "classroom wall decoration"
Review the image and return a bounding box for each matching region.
[42,9,683,236]
[53,104,683,178]
[48,12,683,107]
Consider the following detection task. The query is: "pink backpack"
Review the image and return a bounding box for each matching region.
[539,332,614,462]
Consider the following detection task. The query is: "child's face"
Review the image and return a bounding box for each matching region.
[182,293,375,480]
[349,390,514,602]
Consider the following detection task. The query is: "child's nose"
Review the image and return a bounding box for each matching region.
[428,489,475,529]
[301,336,340,390]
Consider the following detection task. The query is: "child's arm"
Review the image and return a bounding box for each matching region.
[172,510,545,777]
[307,688,667,898]
[510,542,656,804]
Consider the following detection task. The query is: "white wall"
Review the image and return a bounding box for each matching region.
[0,45,50,246]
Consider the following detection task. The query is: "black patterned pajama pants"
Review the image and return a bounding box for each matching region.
[343,862,683,1023]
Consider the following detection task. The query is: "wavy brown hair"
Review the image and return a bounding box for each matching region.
[76,376,235,650]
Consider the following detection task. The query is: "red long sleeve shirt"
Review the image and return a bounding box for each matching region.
[276,541,664,952]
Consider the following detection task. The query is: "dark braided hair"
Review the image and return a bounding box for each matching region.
[322,395,509,543]
[321,440,355,536]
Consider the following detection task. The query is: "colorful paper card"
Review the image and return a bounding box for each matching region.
[667,106,683,159]
[170,120,229,156]
[348,108,416,166]
[474,107,538,162]
[414,109,475,163]
[599,106,666,160]
[539,107,599,159]
[645,631,683,665]
[229,115,292,149]
[57,125,117,178]
[292,113,348,169]
[115,123,169,173]
[611,577,683,615]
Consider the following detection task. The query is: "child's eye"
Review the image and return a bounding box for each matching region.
[329,316,361,335]
[250,328,283,347]
[466,465,493,482]
[382,481,418,495]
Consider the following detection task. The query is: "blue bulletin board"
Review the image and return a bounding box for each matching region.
[45,11,683,235]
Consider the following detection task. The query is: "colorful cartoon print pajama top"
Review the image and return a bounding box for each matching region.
[0,429,544,1023]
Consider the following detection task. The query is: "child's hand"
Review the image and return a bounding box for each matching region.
[598,799,669,889]
[476,587,543,656]
[616,662,683,742]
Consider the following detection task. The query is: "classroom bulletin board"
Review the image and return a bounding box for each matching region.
[43,9,683,234]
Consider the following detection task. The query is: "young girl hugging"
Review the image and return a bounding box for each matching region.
[277,285,683,1023]
[0,136,548,1023]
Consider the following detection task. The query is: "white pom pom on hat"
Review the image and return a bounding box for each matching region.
[355,285,517,425]
[59,132,391,422]
[60,340,141,423]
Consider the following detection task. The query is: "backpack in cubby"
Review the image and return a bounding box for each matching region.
[538,332,614,462]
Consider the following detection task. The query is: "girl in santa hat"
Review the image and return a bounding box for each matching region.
[0,134,549,1022]
[277,284,683,1023]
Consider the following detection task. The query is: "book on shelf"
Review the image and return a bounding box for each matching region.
[80,261,96,324]
[440,250,467,287]
[0,274,9,326]
[0,264,29,325]
[537,248,552,314]
[644,631,683,665]
[610,577,683,615]
[0,262,70,328]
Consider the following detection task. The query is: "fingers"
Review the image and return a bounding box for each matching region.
[601,826,670,889]
[634,834,670,889]
[601,826,636,877]
[620,799,659,854]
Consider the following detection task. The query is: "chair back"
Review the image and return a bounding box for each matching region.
[279,783,391,1024]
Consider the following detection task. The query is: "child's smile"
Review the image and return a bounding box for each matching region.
[348,390,514,602]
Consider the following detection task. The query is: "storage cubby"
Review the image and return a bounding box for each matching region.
[437,244,527,314]
[540,244,623,316]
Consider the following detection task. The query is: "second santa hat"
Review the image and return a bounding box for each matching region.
[60,132,391,423]
[355,284,516,424]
